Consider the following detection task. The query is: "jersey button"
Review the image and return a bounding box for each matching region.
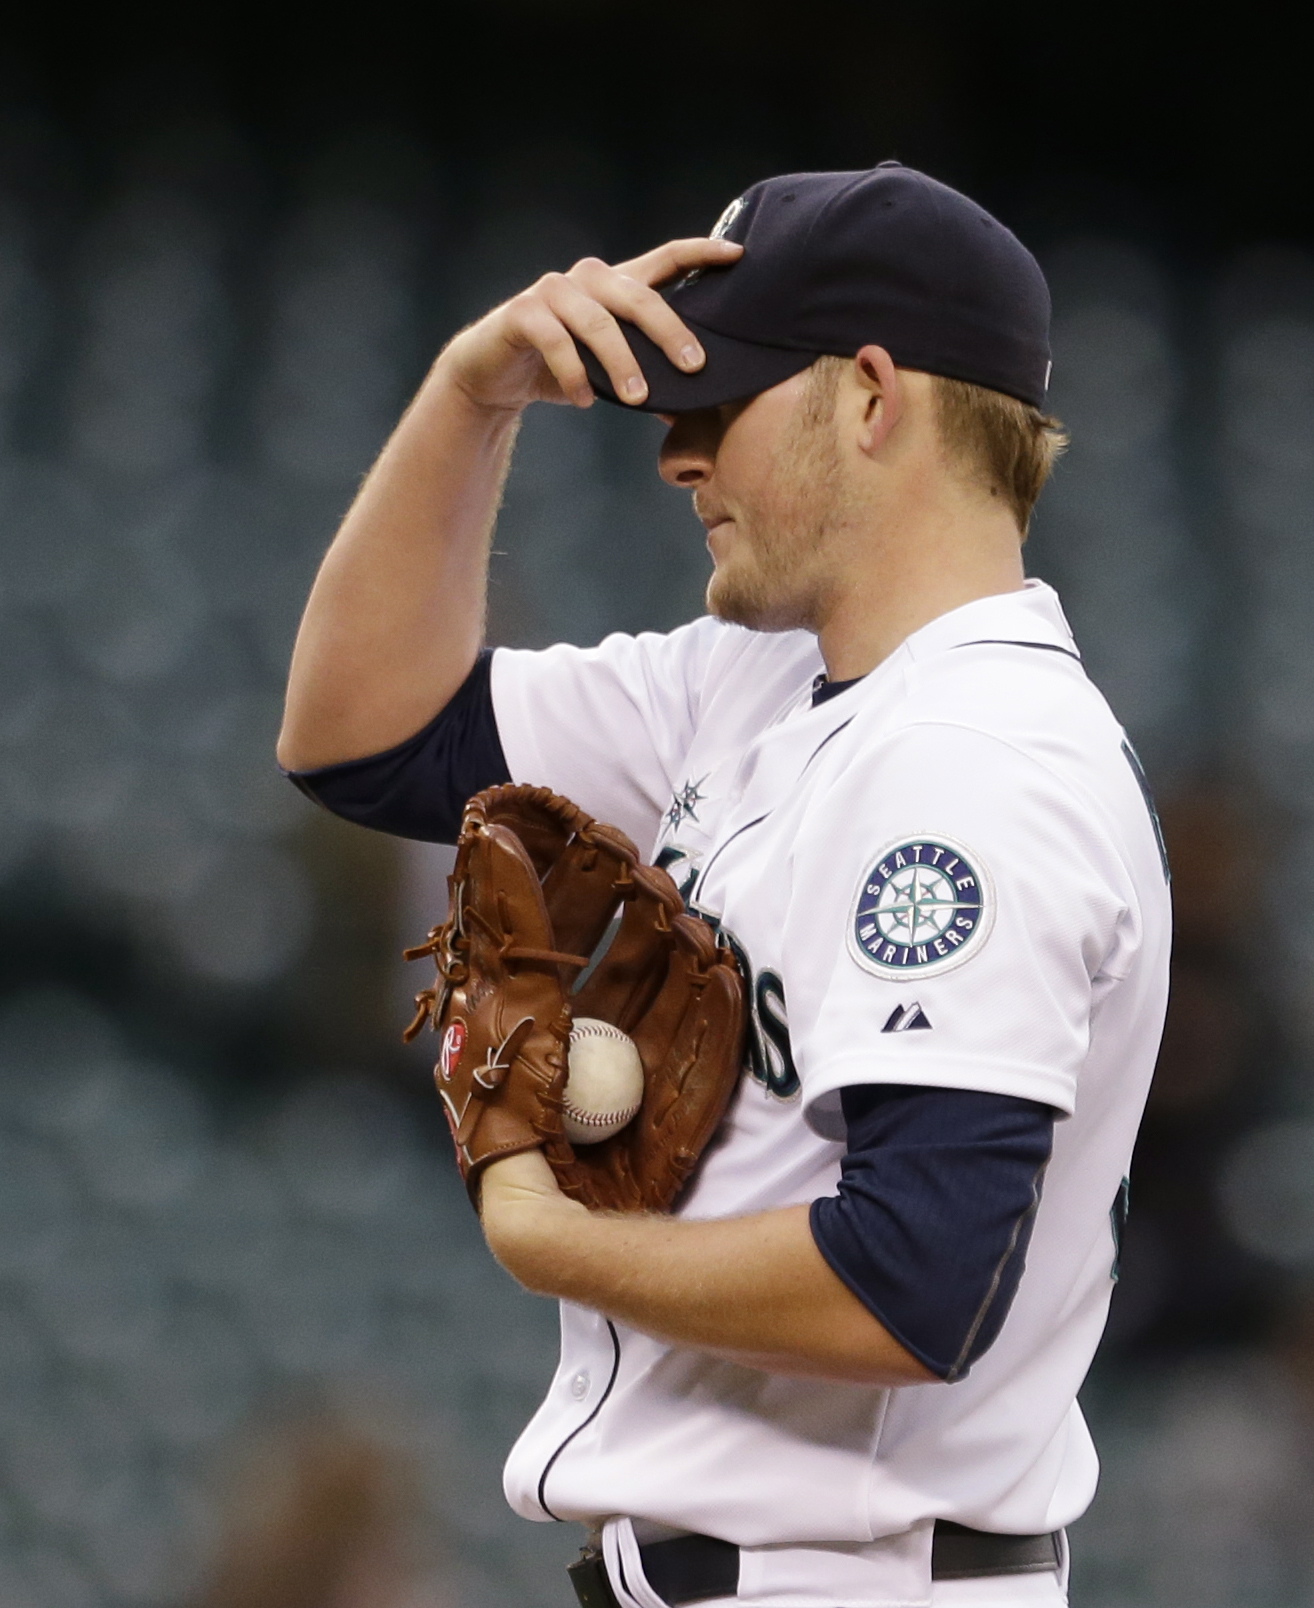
[570,1370,590,1400]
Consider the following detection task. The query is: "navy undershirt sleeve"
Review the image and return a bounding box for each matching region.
[810,1084,1055,1382]
[284,648,511,844]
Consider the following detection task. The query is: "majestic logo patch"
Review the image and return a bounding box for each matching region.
[850,837,993,980]
[882,1002,932,1033]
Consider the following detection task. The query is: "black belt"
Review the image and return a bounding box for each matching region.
[568,1522,1064,1608]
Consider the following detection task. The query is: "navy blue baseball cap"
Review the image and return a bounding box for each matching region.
[581,163,1052,412]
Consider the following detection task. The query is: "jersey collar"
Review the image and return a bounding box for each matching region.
[795,581,1077,721]
[896,579,1079,665]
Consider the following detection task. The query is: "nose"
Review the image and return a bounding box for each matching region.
[657,408,723,487]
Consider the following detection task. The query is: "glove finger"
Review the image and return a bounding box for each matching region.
[542,820,648,961]
[570,863,684,1030]
[626,921,746,1211]
[542,839,634,961]
[478,783,582,876]
[621,912,725,1081]
[477,783,643,964]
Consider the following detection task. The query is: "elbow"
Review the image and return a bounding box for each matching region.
[846,1329,942,1388]
[816,1261,945,1386]
[275,726,303,773]
[724,1324,944,1387]
[276,705,323,773]
[878,1353,942,1388]
[728,1349,941,1388]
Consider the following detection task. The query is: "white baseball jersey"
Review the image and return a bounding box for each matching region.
[490,580,1170,1606]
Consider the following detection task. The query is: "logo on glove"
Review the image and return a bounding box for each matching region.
[849,837,993,980]
[439,1019,466,1081]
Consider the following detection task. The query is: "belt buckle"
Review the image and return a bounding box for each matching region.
[568,1544,621,1608]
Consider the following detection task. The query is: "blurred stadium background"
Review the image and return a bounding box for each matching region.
[4,4,1314,1604]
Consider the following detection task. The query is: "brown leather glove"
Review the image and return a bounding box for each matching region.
[404,784,746,1212]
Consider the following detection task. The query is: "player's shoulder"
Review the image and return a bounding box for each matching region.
[695,617,823,694]
[882,581,1121,757]
[611,615,821,724]
[622,615,822,718]
[835,583,1161,867]
[527,614,813,679]
[493,615,821,743]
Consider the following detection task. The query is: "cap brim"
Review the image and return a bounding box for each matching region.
[578,317,818,413]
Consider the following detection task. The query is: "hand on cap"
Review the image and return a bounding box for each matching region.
[438,237,743,413]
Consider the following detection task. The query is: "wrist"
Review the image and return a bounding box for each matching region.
[417,350,525,426]
[479,1150,590,1292]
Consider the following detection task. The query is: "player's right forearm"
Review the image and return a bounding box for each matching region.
[277,362,521,772]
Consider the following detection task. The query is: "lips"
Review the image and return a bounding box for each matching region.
[693,495,736,559]
[698,507,734,538]
[704,520,736,565]
[693,493,729,531]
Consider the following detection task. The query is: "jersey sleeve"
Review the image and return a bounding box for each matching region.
[786,721,1138,1137]
[810,1084,1054,1381]
[284,648,510,843]
[490,616,728,851]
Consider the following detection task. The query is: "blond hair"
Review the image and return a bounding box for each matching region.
[931,374,1067,534]
[805,356,1067,534]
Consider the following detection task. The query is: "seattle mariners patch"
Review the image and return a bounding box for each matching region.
[849,837,994,980]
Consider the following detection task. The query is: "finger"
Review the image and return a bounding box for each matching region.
[511,300,595,407]
[539,275,651,404]
[617,235,744,289]
[570,258,706,372]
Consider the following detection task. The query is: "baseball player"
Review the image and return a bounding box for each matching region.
[279,164,1171,1607]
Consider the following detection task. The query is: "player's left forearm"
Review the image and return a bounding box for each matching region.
[479,1152,936,1387]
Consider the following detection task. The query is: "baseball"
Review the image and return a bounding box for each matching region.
[562,1018,645,1145]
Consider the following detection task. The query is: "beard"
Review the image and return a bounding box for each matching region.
[703,373,855,633]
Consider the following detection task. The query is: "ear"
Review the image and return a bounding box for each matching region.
[852,345,902,458]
